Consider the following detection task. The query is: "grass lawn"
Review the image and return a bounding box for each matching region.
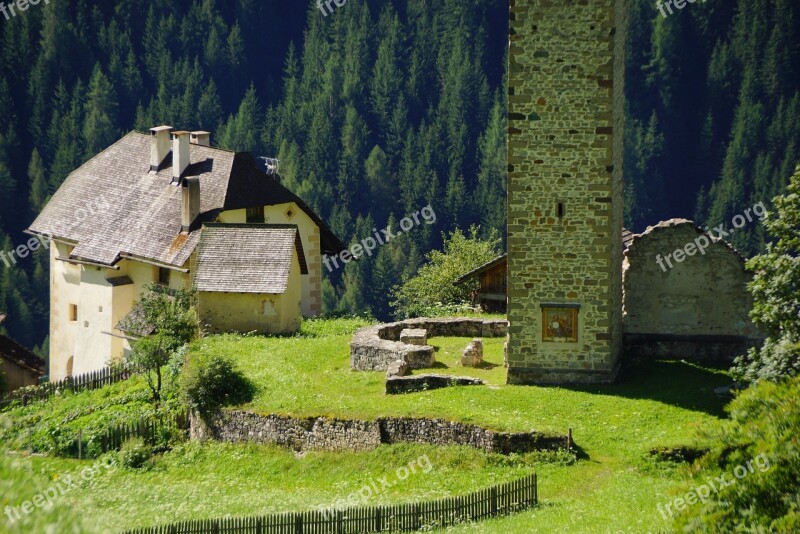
[1,317,733,533]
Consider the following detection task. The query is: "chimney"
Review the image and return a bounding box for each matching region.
[149,125,173,171]
[181,177,200,233]
[171,131,191,183]
[190,131,211,147]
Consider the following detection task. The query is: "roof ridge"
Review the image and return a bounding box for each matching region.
[203,222,299,230]
[130,130,239,155]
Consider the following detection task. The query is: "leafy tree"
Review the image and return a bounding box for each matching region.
[391,227,500,318]
[674,376,800,531]
[124,285,199,405]
[734,167,800,382]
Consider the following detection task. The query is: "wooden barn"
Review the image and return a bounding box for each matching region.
[455,254,508,313]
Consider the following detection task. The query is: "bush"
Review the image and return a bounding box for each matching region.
[391,227,501,319]
[181,353,256,413]
[674,376,800,531]
[733,167,800,382]
[119,437,151,469]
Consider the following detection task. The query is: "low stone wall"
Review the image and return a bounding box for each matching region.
[351,317,508,372]
[385,374,484,394]
[192,410,566,455]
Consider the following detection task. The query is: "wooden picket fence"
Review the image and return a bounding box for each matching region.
[57,411,190,459]
[98,411,189,454]
[2,365,134,407]
[122,473,537,534]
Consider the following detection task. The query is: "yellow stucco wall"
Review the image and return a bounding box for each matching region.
[219,203,322,317]
[48,241,191,380]
[197,247,302,334]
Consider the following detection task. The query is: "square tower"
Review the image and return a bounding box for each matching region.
[506,0,627,384]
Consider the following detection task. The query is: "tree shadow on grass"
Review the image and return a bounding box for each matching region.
[560,359,733,418]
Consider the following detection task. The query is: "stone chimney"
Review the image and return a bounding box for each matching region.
[190,131,211,147]
[181,177,200,233]
[149,125,173,171]
[171,131,191,183]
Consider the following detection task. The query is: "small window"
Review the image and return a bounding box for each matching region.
[69,304,78,322]
[557,202,565,218]
[246,206,265,223]
[157,267,170,286]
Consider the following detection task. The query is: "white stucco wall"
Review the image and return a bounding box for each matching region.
[48,242,192,380]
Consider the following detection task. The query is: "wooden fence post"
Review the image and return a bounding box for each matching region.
[567,427,573,452]
[490,486,498,516]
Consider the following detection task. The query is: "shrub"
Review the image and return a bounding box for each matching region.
[119,437,151,469]
[733,167,800,382]
[674,376,800,531]
[391,227,501,319]
[181,353,256,414]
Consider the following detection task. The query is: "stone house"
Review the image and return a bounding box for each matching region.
[0,334,45,392]
[27,127,342,381]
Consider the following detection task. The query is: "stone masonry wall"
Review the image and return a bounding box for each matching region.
[506,0,627,384]
[622,219,764,361]
[191,410,567,455]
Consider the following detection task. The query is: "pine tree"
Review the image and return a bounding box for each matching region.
[83,64,119,158]
[28,149,48,214]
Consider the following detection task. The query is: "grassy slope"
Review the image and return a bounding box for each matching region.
[1,318,732,533]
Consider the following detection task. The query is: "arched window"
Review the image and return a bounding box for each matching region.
[66,356,74,378]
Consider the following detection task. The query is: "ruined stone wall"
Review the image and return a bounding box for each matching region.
[507,0,627,384]
[622,220,764,361]
[350,318,508,372]
[191,410,567,455]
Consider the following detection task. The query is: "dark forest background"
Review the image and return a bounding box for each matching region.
[0,0,797,359]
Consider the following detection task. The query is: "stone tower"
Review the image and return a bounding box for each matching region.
[506,0,627,384]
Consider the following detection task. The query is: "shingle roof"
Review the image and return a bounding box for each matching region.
[0,335,45,376]
[27,131,343,267]
[455,254,507,285]
[194,224,306,294]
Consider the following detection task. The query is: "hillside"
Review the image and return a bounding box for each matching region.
[0,0,798,354]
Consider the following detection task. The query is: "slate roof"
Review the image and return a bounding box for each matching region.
[27,131,343,268]
[0,335,45,376]
[194,224,307,294]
